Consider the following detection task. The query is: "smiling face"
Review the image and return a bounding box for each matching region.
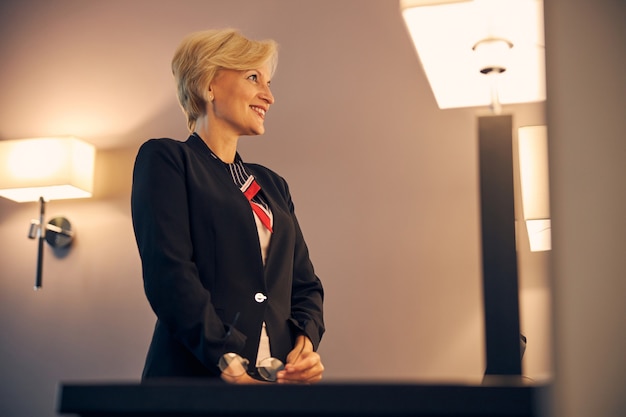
[208,64,275,138]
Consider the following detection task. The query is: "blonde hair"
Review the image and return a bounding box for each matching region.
[171,29,279,132]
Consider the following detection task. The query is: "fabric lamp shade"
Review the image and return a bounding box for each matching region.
[0,137,96,203]
[518,125,551,251]
[400,0,545,109]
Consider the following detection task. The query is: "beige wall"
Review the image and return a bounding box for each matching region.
[544,1,626,416]
[0,1,552,416]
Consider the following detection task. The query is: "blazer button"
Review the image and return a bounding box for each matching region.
[254,292,267,303]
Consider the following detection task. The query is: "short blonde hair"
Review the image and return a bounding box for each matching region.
[171,29,279,132]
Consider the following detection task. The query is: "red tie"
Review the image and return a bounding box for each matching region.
[241,177,273,233]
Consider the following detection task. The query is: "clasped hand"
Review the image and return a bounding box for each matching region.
[221,335,324,384]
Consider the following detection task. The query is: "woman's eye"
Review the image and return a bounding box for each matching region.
[247,74,258,82]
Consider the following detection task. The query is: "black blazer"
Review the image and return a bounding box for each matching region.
[131,134,324,378]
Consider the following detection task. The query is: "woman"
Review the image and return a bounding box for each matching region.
[131,29,325,384]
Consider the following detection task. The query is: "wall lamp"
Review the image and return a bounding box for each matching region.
[0,137,96,290]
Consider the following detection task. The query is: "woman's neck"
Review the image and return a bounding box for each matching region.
[194,118,238,163]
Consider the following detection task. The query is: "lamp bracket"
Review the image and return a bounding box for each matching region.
[45,217,74,248]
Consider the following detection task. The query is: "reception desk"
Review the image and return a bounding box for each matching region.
[58,379,545,416]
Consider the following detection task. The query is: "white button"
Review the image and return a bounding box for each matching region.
[254,292,267,303]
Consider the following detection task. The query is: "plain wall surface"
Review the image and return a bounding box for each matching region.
[0,1,550,416]
[544,1,626,416]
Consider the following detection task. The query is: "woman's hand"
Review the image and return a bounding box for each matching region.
[220,360,265,384]
[220,357,265,384]
[276,335,324,384]
[221,371,266,384]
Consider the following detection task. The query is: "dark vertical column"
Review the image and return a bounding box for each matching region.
[478,115,522,376]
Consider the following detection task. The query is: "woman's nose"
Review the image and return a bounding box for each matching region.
[260,86,275,104]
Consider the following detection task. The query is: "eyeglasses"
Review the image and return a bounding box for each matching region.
[218,352,285,382]
[218,312,285,382]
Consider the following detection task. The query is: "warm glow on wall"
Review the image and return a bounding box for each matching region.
[0,137,95,203]
[400,0,545,110]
